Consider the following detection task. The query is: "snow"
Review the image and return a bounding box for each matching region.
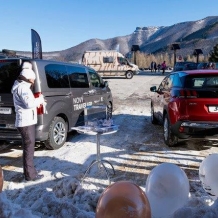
[1,72,218,218]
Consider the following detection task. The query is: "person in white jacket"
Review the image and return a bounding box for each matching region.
[11,61,45,181]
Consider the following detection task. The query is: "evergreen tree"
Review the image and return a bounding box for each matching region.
[209,44,218,62]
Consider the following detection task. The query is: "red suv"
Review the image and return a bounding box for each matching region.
[150,70,218,146]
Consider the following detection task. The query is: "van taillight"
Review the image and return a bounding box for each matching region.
[179,90,198,98]
[34,92,44,115]
[34,92,41,98]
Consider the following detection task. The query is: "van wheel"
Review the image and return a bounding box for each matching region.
[107,102,113,119]
[45,117,68,150]
[163,114,178,147]
[125,71,133,79]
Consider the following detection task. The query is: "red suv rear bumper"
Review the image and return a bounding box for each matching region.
[171,121,218,140]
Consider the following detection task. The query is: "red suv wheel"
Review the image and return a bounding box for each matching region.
[163,114,178,147]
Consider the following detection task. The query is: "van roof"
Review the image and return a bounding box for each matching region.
[84,50,119,53]
[0,58,85,68]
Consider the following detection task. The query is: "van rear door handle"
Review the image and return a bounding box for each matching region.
[84,90,96,96]
[67,92,72,96]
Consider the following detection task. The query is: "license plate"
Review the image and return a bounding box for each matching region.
[208,106,218,112]
[0,107,12,114]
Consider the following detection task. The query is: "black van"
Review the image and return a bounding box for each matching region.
[0,58,113,149]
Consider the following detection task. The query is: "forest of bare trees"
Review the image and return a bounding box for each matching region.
[131,51,210,68]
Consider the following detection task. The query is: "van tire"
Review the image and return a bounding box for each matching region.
[125,71,133,79]
[45,117,68,150]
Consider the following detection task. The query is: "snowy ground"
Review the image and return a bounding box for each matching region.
[1,70,218,217]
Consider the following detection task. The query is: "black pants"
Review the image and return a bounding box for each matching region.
[17,125,37,180]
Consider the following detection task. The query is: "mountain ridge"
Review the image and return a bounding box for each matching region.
[17,16,218,62]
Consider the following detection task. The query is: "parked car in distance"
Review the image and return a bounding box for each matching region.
[197,62,209,69]
[197,62,218,69]
[166,66,173,70]
[173,61,198,72]
[150,69,218,147]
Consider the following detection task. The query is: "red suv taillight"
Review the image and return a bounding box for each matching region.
[34,92,44,115]
[179,89,198,98]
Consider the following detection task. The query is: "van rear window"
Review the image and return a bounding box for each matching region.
[0,60,21,93]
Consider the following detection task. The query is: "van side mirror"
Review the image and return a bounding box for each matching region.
[150,86,157,92]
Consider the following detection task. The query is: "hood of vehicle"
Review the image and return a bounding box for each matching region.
[129,63,139,70]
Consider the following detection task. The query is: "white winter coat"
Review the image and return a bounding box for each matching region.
[11,80,44,127]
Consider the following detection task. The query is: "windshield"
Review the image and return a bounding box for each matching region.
[117,57,128,65]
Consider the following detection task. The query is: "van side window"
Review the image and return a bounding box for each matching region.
[67,66,89,88]
[89,70,102,87]
[103,57,113,63]
[45,64,70,88]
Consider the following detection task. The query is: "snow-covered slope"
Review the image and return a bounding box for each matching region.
[17,16,218,62]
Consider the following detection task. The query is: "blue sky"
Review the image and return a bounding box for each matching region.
[1,0,218,52]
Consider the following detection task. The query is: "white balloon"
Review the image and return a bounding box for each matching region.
[145,163,189,218]
[199,153,218,200]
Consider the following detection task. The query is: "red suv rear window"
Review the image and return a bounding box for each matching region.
[183,74,218,98]
[185,75,218,89]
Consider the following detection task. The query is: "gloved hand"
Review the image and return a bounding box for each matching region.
[35,94,45,107]
[42,101,48,114]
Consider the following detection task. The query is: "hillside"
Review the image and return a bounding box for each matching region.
[17,16,218,62]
